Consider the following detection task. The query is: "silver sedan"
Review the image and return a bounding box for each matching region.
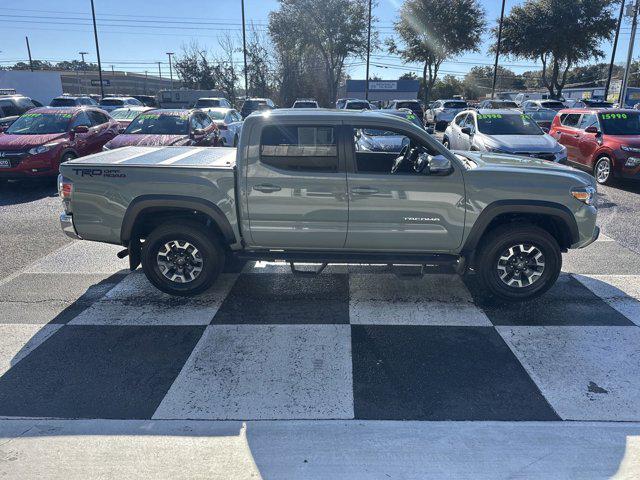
[443,109,567,163]
[203,108,243,147]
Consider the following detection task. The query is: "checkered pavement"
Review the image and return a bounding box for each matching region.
[1,234,640,422]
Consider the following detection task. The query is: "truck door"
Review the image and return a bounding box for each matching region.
[345,125,466,252]
[245,123,348,249]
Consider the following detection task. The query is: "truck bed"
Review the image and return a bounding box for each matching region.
[67,146,236,169]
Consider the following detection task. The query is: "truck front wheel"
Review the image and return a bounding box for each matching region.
[141,221,225,296]
[474,224,562,302]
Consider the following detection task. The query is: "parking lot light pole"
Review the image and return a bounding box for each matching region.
[166,52,174,91]
[241,0,249,98]
[365,0,372,102]
[156,61,162,79]
[79,51,88,95]
[605,0,626,102]
[491,0,507,100]
[25,36,34,72]
[90,0,105,99]
[621,1,639,107]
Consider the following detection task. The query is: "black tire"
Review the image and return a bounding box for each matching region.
[60,152,76,164]
[141,221,225,296]
[442,137,450,149]
[474,223,562,302]
[593,156,613,185]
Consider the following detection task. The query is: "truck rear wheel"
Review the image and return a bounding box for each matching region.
[474,224,561,302]
[141,221,225,296]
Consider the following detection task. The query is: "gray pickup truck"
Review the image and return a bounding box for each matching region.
[58,109,599,301]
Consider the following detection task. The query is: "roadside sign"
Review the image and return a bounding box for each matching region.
[90,79,111,87]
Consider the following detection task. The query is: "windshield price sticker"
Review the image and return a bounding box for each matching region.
[139,114,160,120]
[601,113,628,120]
[407,114,416,120]
[23,113,72,119]
[477,114,502,119]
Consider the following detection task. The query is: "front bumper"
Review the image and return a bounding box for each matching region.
[60,213,82,240]
[577,225,600,249]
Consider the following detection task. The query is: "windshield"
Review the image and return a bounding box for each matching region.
[206,110,227,120]
[599,112,640,135]
[528,109,557,122]
[346,102,370,109]
[110,109,143,120]
[124,112,189,135]
[494,101,518,108]
[100,99,125,106]
[443,101,467,109]
[396,101,421,110]
[6,111,72,134]
[196,99,220,107]
[294,102,317,108]
[587,102,613,108]
[50,98,78,107]
[476,113,543,135]
[0,100,21,117]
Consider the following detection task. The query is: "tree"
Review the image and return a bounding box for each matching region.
[269,0,373,102]
[463,65,524,99]
[496,0,618,99]
[388,0,486,103]
[245,25,277,99]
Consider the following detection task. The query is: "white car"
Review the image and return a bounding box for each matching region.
[343,99,372,110]
[292,99,319,108]
[424,99,468,131]
[204,108,243,147]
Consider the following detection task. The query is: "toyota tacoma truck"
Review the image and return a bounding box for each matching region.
[58,109,599,301]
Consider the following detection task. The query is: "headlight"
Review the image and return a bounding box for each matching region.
[621,145,640,153]
[571,186,596,205]
[28,145,51,155]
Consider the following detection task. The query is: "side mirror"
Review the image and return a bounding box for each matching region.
[461,126,472,135]
[426,154,453,176]
[585,125,599,134]
[73,125,89,134]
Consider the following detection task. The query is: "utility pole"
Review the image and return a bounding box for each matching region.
[491,0,507,99]
[144,71,148,95]
[621,1,639,107]
[166,52,174,91]
[25,36,34,72]
[90,0,105,99]
[605,0,626,102]
[241,0,249,98]
[364,0,372,101]
[157,61,162,79]
[79,51,88,95]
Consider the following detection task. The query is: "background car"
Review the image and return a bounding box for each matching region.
[335,97,357,109]
[132,95,158,107]
[522,99,566,112]
[386,99,424,123]
[0,107,118,179]
[424,99,468,131]
[292,99,319,108]
[526,108,558,132]
[240,98,276,118]
[98,96,144,112]
[0,95,38,132]
[565,98,613,109]
[204,107,243,147]
[343,99,371,110]
[550,108,640,185]
[442,109,567,162]
[109,106,154,132]
[102,109,219,149]
[194,97,232,109]
[50,96,98,107]
[477,99,519,109]
[354,126,410,153]
[378,108,424,129]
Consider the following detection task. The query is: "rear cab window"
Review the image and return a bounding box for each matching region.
[260,125,338,172]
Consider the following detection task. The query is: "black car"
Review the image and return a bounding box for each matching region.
[387,99,424,122]
[133,95,158,107]
[240,98,276,118]
[50,96,98,107]
[0,95,37,132]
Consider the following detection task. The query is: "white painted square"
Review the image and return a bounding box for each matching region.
[349,273,491,326]
[153,324,354,420]
[573,274,640,326]
[0,324,62,375]
[497,326,640,421]
[70,272,238,326]
[26,242,128,274]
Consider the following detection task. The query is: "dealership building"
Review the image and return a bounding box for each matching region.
[340,79,420,103]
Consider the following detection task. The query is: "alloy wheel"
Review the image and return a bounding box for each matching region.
[496,243,545,288]
[595,158,611,184]
[156,240,204,283]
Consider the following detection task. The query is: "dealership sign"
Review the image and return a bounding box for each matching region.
[90,79,111,86]
[369,81,397,90]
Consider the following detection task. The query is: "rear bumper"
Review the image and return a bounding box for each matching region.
[60,213,82,240]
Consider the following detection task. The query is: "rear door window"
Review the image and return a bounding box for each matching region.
[260,125,338,172]
[560,113,581,128]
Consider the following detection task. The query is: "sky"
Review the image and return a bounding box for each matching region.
[0,0,636,83]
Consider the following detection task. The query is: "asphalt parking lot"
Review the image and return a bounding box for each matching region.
[1,178,640,478]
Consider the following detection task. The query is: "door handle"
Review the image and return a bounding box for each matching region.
[253,183,281,193]
[352,186,379,195]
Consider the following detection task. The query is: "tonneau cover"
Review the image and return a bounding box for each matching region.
[65,146,236,168]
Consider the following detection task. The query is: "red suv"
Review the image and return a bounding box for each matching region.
[0,107,119,180]
[549,108,640,185]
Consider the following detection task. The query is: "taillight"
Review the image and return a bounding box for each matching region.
[58,174,73,213]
